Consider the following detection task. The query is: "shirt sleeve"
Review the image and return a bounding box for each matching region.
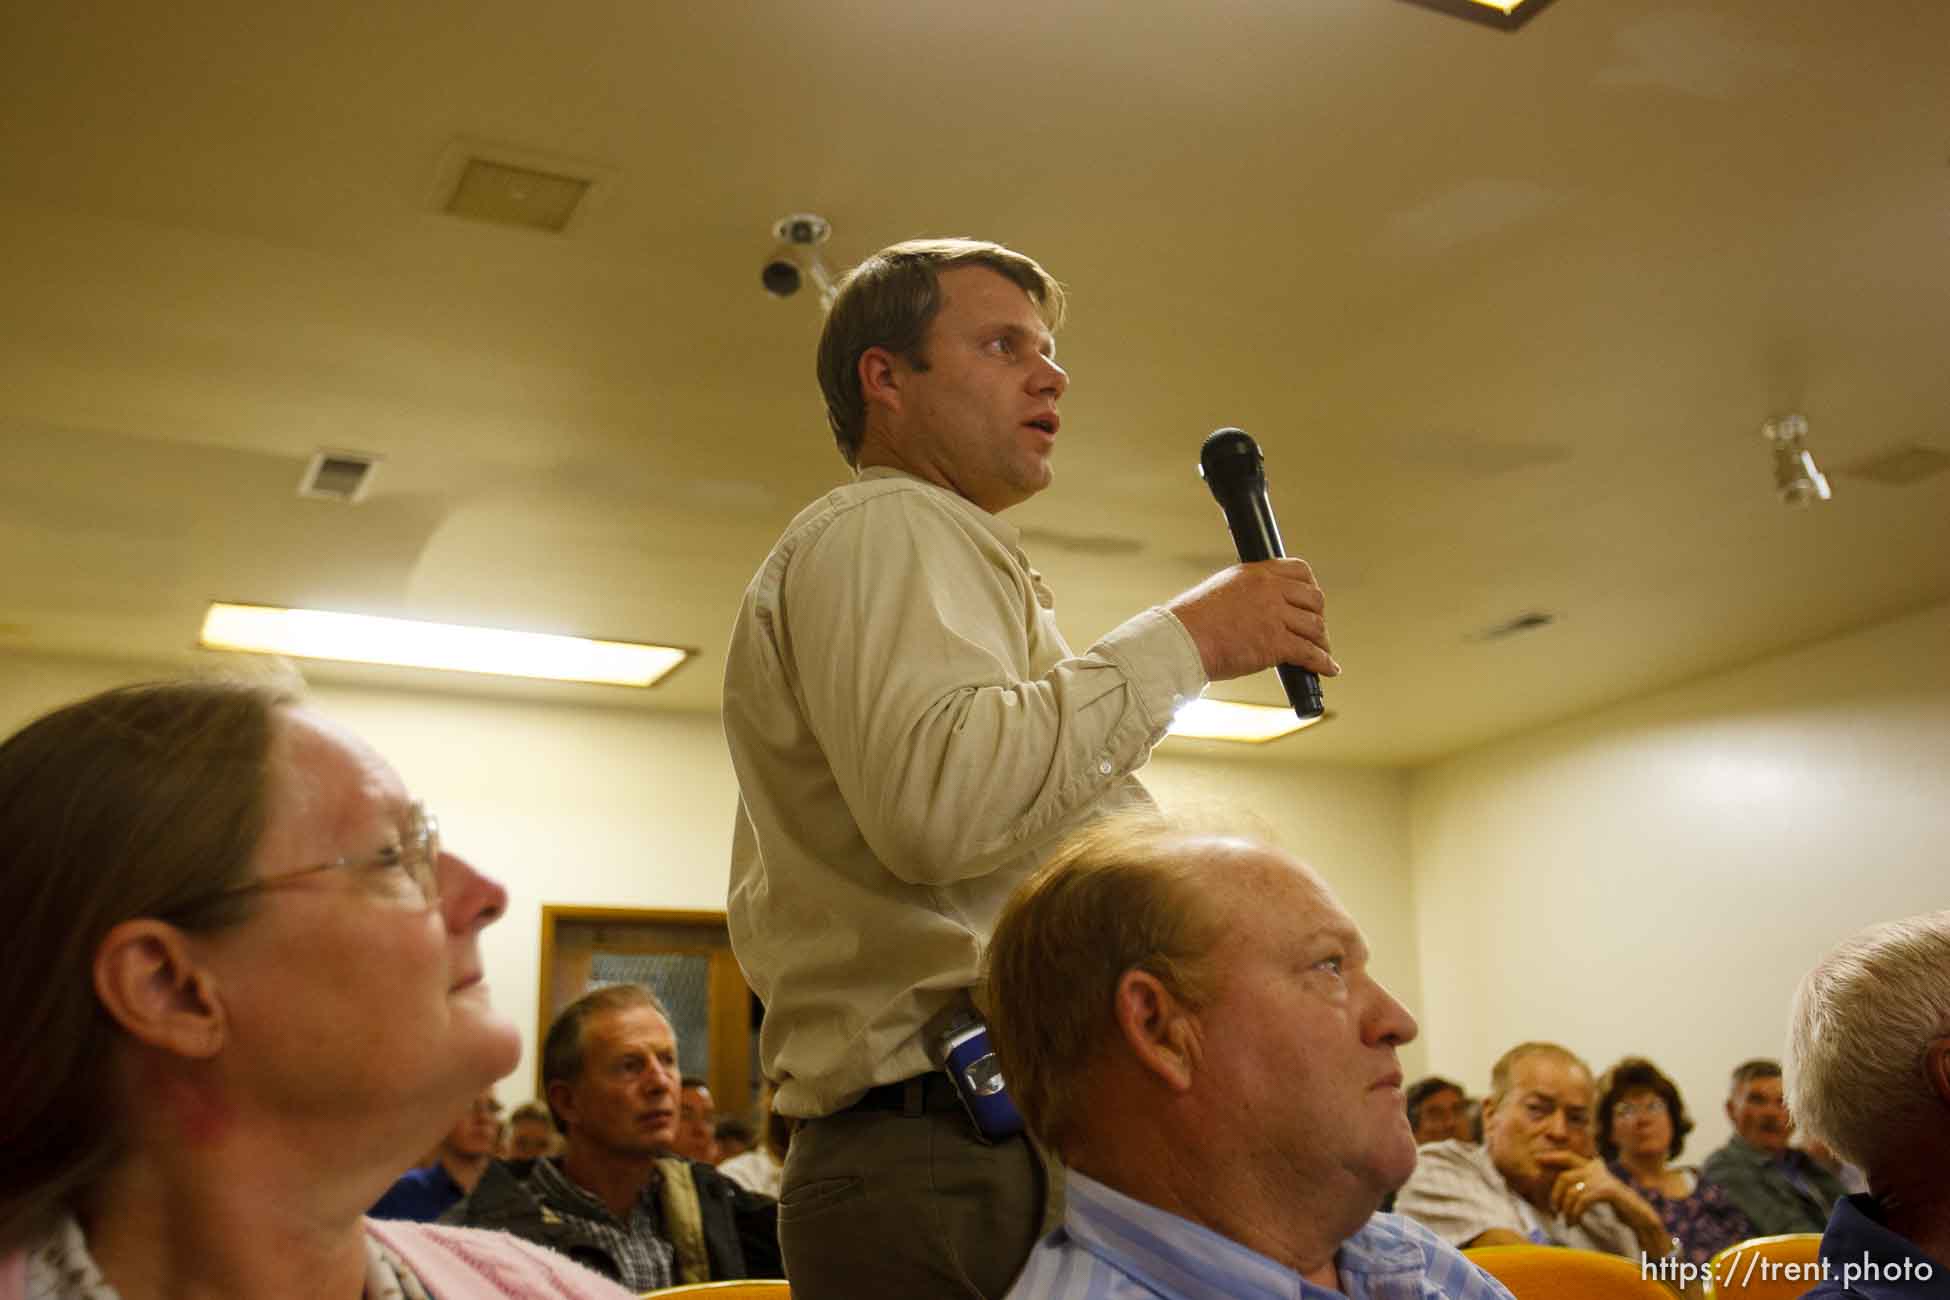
[781,490,1206,886]
[1704,1146,1802,1237]
[1393,1145,1526,1249]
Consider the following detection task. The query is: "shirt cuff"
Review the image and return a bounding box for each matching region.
[1093,606,1209,740]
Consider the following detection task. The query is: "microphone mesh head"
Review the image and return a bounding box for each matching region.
[1199,427,1264,498]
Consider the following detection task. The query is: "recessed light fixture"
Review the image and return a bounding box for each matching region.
[199,603,689,688]
[1395,0,1558,32]
[1166,697,1325,744]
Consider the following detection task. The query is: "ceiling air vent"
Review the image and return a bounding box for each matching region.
[444,157,591,233]
[298,449,381,503]
[1473,610,1558,641]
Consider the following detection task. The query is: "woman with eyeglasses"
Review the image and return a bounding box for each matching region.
[0,679,634,1299]
[1596,1056,1759,1265]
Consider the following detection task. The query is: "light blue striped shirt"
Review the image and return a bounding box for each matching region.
[1007,1171,1518,1300]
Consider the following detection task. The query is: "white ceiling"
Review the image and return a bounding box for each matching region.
[2,0,1945,764]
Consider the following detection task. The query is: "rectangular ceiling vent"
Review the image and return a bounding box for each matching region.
[444,157,592,233]
[298,449,381,503]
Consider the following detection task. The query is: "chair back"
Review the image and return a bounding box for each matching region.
[1464,1244,1673,1299]
[1707,1233,1823,1300]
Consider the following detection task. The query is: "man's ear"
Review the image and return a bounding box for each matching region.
[1113,969,1201,1094]
[545,1078,578,1136]
[857,346,904,421]
[92,920,227,1060]
[1923,1038,1950,1110]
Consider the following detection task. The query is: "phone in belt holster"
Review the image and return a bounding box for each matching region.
[924,1005,1025,1143]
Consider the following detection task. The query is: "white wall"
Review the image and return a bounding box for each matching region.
[20,592,1941,1139]
[0,653,1424,1093]
[1409,599,1950,1157]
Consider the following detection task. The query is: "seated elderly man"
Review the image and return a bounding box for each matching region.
[1700,1058,1844,1236]
[986,811,1515,1299]
[1395,1042,1677,1264]
[446,984,782,1288]
[1788,911,1950,1298]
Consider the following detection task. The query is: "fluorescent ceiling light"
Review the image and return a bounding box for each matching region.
[1395,0,1557,31]
[1166,697,1323,744]
[200,603,689,688]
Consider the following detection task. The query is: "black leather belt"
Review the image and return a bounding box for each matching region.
[848,1073,963,1116]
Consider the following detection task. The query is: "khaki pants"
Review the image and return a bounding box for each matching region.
[779,1088,1061,1300]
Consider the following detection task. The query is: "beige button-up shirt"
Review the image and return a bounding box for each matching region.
[1394,1140,1641,1258]
[723,468,1207,1118]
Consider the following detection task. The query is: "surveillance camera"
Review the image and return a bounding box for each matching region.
[761,244,807,298]
[761,212,834,304]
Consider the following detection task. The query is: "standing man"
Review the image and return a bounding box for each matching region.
[723,238,1339,1299]
[1701,1059,1846,1235]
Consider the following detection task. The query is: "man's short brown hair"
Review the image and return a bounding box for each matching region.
[1728,1058,1782,1095]
[816,238,1065,467]
[540,983,671,1133]
[984,811,1227,1153]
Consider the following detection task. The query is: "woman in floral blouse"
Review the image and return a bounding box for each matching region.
[1597,1056,1760,1265]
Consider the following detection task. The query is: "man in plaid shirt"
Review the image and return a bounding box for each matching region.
[987,812,1516,1300]
[445,985,782,1289]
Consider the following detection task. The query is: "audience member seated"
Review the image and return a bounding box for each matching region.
[370,1088,503,1221]
[717,1085,788,1199]
[1410,1077,1472,1145]
[1788,911,1950,1298]
[1699,1058,1845,1236]
[671,1076,721,1164]
[1593,1056,1756,1265]
[1396,1042,1677,1265]
[987,812,1517,1299]
[445,984,782,1288]
[713,1116,756,1162]
[0,679,632,1298]
[506,1099,560,1161]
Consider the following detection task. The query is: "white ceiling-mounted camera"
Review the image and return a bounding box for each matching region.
[762,213,834,306]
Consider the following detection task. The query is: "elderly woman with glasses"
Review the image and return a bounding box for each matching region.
[0,679,633,1299]
[1596,1056,1758,1265]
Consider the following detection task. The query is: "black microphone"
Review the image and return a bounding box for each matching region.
[1198,427,1325,721]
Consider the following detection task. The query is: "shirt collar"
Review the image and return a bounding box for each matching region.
[534,1155,658,1223]
[1820,1193,1947,1300]
[855,465,1025,557]
[1060,1170,1320,1300]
